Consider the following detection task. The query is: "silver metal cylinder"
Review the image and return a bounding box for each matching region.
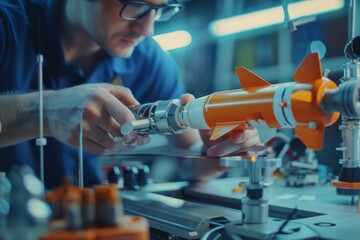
[341,61,360,82]
[338,58,360,172]
[249,161,261,184]
[336,29,360,195]
[121,119,151,136]
[339,119,360,168]
[242,197,268,224]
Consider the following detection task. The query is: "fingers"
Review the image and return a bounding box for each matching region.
[102,90,137,126]
[83,138,108,155]
[229,129,260,144]
[101,134,151,153]
[79,84,149,153]
[82,137,134,155]
[101,91,151,148]
[206,138,239,157]
[82,120,117,149]
[179,93,195,106]
[81,131,151,155]
[81,96,121,149]
[103,84,139,106]
[92,84,139,135]
[48,83,151,154]
[97,108,122,137]
[135,134,151,145]
[206,129,261,157]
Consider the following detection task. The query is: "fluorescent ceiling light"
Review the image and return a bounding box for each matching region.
[153,30,192,51]
[209,0,344,37]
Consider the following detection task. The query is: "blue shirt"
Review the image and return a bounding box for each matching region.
[0,0,185,188]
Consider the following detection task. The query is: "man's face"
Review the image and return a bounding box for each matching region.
[80,0,166,58]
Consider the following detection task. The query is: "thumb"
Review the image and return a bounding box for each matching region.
[104,85,139,106]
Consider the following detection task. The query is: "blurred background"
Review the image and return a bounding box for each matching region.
[152,0,350,175]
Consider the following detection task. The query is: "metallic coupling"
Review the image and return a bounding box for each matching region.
[121,99,185,136]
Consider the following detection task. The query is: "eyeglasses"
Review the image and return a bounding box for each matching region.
[118,0,183,22]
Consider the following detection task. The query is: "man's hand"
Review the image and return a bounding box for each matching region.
[200,129,260,157]
[43,83,150,154]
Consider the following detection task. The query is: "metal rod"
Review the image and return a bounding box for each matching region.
[350,0,356,40]
[78,121,84,188]
[37,54,46,183]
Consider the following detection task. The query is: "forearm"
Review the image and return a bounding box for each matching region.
[0,92,42,147]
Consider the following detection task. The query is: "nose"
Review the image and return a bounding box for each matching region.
[130,10,155,37]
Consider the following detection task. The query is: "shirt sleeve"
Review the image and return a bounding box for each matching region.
[0,7,8,65]
[0,0,28,69]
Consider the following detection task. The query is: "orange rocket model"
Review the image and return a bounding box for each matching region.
[121,53,360,150]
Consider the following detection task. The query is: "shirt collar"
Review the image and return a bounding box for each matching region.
[112,56,135,75]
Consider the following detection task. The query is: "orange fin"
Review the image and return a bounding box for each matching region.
[235,67,271,92]
[291,90,311,103]
[294,53,322,83]
[295,124,324,150]
[210,122,244,140]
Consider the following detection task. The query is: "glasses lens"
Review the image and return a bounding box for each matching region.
[121,3,151,20]
[120,1,182,22]
[155,5,181,21]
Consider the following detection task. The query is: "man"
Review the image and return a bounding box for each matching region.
[0,0,259,188]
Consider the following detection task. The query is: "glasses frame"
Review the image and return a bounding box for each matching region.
[118,0,183,22]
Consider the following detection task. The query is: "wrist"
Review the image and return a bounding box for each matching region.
[0,92,40,146]
[41,90,55,136]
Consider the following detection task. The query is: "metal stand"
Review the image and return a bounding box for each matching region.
[333,0,360,199]
[35,54,47,184]
[220,156,281,224]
